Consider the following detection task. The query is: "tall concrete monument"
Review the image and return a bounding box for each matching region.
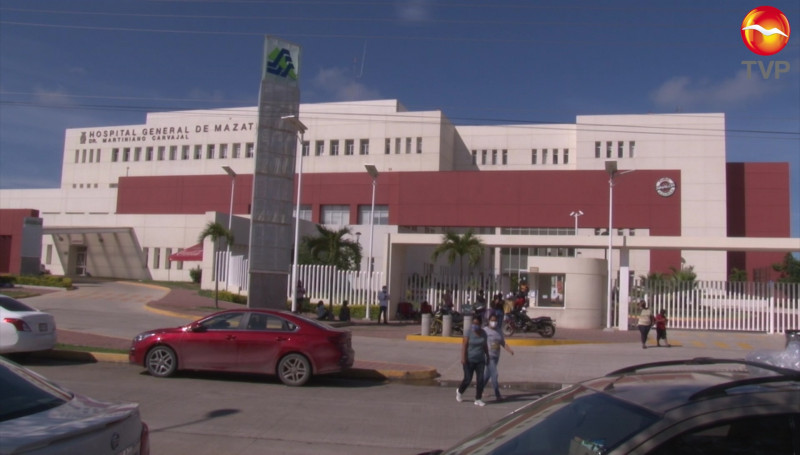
[247,36,301,308]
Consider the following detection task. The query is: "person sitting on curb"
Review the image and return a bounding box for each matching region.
[316,300,333,321]
[339,300,351,322]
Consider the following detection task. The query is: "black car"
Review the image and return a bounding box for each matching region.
[423,357,800,455]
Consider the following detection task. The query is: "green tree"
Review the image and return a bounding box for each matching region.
[772,253,800,283]
[431,230,485,276]
[729,267,748,282]
[302,225,362,270]
[198,221,234,309]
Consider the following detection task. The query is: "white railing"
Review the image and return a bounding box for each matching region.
[630,280,800,334]
[288,264,384,307]
[398,272,504,312]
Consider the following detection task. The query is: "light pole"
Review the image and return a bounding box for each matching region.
[605,161,634,329]
[364,164,379,320]
[222,166,236,290]
[282,115,308,313]
[569,210,584,235]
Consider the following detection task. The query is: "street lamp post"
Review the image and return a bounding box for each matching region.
[569,210,584,235]
[364,164,379,320]
[222,166,236,290]
[282,115,308,313]
[605,161,634,329]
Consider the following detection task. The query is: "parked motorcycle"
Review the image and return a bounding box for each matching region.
[430,307,464,336]
[503,309,556,338]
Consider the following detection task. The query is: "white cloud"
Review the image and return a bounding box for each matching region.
[31,87,77,107]
[649,69,782,110]
[310,67,381,101]
[395,0,433,23]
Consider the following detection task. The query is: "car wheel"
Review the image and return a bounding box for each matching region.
[539,324,555,338]
[278,353,311,386]
[146,345,177,378]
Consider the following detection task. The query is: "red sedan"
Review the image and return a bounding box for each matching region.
[129,309,354,386]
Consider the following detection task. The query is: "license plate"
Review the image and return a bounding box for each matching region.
[39,323,48,332]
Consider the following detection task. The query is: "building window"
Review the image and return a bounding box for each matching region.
[618,141,624,158]
[89,149,94,163]
[359,139,369,155]
[232,143,241,158]
[395,138,401,154]
[532,149,537,165]
[315,141,324,156]
[595,141,601,158]
[169,146,177,160]
[385,138,391,155]
[96,149,101,162]
[194,145,202,159]
[153,247,160,270]
[181,145,189,160]
[542,149,548,164]
[358,205,389,225]
[302,141,310,157]
[142,247,149,267]
[293,204,312,221]
[553,149,559,164]
[405,137,411,154]
[330,140,339,156]
[472,150,477,164]
[321,205,350,225]
[491,149,497,165]
[502,149,507,165]
[122,148,130,162]
[111,148,119,162]
[135,147,142,161]
[563,148,569,164]
[45,244,53,264]
[157,146,165,161]
[176,248,183,270]
[206,144,215,159]
[606,141,612,158]
[245,143,254,158]
[344,139,354,156]
[629,141,636,158]
[416,137,422,154]
[165,248,172,270]
[219,144,228,159]
[74,150,79,163]
[481,150,487,165]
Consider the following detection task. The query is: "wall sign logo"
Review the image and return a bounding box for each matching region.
[266,47,298,80]
[655,177,676,197]
[741,6,790,56]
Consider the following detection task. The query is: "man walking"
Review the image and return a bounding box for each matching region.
[378,285,390,324]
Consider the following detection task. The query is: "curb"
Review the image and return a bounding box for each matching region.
[37,349,439,381]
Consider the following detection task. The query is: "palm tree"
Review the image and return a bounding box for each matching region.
[303,225,362,270]
[198,221,234,309]
[431,230,485,276]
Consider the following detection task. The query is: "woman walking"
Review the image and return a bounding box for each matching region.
[456,313,489,406]
[484,313,514,401]
[637,299,654,349]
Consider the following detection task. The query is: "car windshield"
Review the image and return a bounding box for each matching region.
[0,360,72,422]
[0,296,37,312]
[441,385,659,455]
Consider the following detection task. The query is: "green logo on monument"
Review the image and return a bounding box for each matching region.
[266,47,298,80]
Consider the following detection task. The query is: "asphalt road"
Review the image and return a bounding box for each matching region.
[21,358,541,455]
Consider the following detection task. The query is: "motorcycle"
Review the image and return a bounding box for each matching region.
[430,306,464,336]
[502,309,556,338]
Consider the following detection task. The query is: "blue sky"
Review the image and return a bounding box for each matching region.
[1,0,798,235]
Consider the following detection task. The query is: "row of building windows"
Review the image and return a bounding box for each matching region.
[469,148,572,166]
[595,141,636,159]
[302,137,424,157]
[142,247,183,270]
[74,143,258,164]
[293,204,391,225]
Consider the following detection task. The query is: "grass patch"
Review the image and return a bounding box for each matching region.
[1,289,40,299]
[55,343,128,355]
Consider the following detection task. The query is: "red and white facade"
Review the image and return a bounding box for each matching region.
[0,99,793,289]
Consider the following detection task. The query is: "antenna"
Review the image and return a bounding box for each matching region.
[355,41,367,78]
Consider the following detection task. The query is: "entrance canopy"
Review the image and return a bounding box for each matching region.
[170,243,203,262]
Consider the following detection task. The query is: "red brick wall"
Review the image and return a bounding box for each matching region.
[0,209,39,274]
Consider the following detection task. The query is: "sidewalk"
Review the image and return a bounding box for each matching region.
[52,287,790,386]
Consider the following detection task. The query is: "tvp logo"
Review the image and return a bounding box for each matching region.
[741,6,791,79]
[267,47,298,80]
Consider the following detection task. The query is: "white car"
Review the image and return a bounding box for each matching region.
[0,356,149,454]
[0,295,57,354]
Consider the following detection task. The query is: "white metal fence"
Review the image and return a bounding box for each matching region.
[288,264,385,307]
[629,280,800,334]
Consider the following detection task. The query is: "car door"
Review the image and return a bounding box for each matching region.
[235,313,295,374]
[179,312,245,371]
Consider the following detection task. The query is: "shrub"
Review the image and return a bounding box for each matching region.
[189,267,202,284]
[8,274,73,289]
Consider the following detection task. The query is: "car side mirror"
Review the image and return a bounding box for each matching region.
[189,323,207,333]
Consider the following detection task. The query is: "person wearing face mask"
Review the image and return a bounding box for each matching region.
[456,313,489,406]
[484,313,514,401]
